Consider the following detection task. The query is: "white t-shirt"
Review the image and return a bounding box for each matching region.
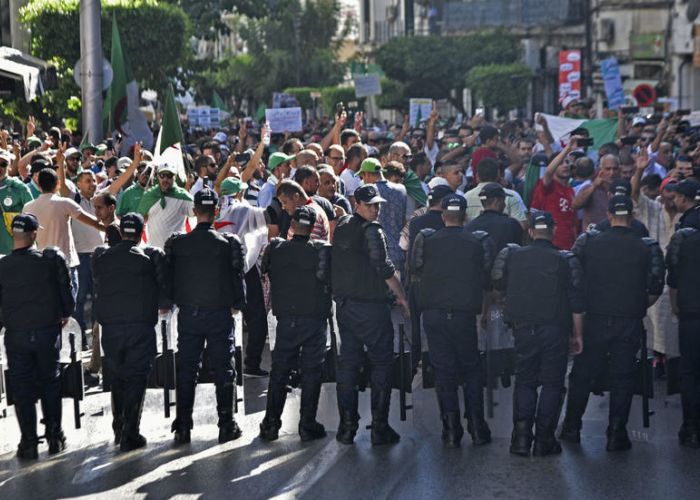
[146,198,194,248]
[71,193,104,254]
[340,168,361,196]
[23,193,83,267]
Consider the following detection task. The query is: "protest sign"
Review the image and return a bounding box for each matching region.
[601,57,625,110]
[265,107,303,133]
[559,50,581,104]
[409,98,432,127]
[354,74,382,98]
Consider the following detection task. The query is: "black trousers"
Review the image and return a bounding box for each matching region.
[679,316,700,424]
[4,326,62,437]
[423,310,481,415]
[335,299,394,413]
[176,306,235,415]
[243,266,268,369]
[565,314,641,427]
[512,325,568,433]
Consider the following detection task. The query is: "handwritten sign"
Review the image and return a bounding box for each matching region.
[601,57,625,110]
[354,74,382,98]
[409,98,432,127]
[265,107,303,133]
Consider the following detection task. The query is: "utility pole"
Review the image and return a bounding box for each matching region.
[584,0,594,99]
[79,0,103,143]
[404,0,415,36]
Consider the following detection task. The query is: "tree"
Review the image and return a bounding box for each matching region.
[375,78,407,111]
[17,0,191,127]
[162,0,268,39]
[466,63,532,112]
[375,31,521,112]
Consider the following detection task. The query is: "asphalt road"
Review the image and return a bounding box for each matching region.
[1,319,700,499]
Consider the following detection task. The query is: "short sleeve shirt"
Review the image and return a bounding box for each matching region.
[23,193,83,267]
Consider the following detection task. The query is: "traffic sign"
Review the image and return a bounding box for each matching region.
[633,84,656,107]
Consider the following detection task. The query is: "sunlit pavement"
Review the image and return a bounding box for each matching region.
[2,323,700,499]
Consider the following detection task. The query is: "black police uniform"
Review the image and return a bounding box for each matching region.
[677,205,700,230]
[561,218,664,450]
[410,195,496,447]
[666,227,700,447]
[91,214,170,451]
[331,185,399,445]
[0,215,74,458]
[594,217,649,237]
[466,209,524,251]
[492,214,584,456]
[673,179,700,230]
[259,207,332,442]
[165,189,246,444]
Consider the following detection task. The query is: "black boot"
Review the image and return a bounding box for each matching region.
[46,422,66,455]
[172,412,193,445]
[606,419,632,452]
[464,382,491,445]
[679,421,700,448]
[336,387,359,445]
[441,412,464,448]
[533,388,564,456]
[370,391,400,446]
[120,380,148,452]
[259,381,287,442]
[298,374,325,442]
[533,425,562,457]
[218,411,243,444]
[510,421,533,457]
[15,403,39,460]
[558,419,581,443]
[111,381,125,446]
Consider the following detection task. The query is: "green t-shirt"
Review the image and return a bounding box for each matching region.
[0,177,34,254]
[116,183,145,217]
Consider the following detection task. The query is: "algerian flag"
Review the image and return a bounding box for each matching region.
[214,201,269,273]
[103,16,154,152]
[211,90,228,112]
[540,113,618,149]
[153,84,187,184]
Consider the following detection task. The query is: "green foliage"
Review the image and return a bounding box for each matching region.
[282,87,322,110]
[160,0,267,39]
[466,63,532,111]
[375,31,521,112]
[21,0,191,91]
[375,78,407,111]
[320,87,364,116]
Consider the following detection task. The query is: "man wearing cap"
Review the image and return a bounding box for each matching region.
[137,162,194,249]
[466,183,523,251]
[258,206,331,442]
[26,157,52,199]
[359,157,407,274]
[0,149,33,255]
[465,158,527,226]
[673,179,700,231]
[492,211,585,457]
[117,161,152,217]
[594,180,650,238]
[530,137,579,250]
[91,213,170,451]
[410,194,495,447]
[666,220,700,448]
[257,152,293,209]
[63,147,83,182]
[332,183,410,446]
[165,188,246,445]
[560,194,665,451]
[0,214,74,459]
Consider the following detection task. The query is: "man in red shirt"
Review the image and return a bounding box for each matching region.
[530,137,580,249]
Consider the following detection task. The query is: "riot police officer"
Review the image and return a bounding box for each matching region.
[410,194,495,448]
[560,195,665,451]
[332,184,410,446]
[491,211,585,456]
[259,206,331,442]
[91,213,170,451]
[165,188,246,444]
[673,179,700,230]
[666,225,700,448]
[0,214,74,459]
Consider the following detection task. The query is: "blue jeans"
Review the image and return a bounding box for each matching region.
[74,253,93,339]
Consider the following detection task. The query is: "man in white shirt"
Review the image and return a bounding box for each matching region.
[465,158,527,226]
[257,152,293,209]
[136,162,194,248]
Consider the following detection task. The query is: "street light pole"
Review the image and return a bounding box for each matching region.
[80,0,103,143]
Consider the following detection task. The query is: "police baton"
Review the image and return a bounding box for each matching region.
[398,324,413,421]
[161,320,173,419]
[68,333,82,429]
[640,328,652,428]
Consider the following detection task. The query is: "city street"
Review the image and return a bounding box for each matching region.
[1,320,700,499]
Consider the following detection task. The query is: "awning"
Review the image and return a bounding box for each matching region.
[0,46,57,102]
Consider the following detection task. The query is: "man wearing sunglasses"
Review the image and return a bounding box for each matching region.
[136,163,194,248]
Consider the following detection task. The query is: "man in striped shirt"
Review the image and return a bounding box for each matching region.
[276,180,330,242]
